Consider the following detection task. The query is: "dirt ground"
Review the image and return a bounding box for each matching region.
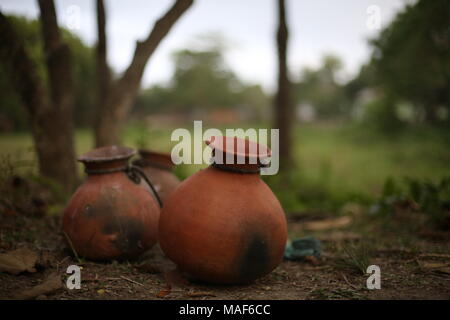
[0,212,449,300]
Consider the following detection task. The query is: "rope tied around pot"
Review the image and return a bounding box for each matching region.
[84,165,163,208]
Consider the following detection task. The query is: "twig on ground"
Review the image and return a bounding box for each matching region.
[419,253,450,259]
[341,272,358,290]
[120,276,144,286]
[56,256,70,272]
[62,231,82,264]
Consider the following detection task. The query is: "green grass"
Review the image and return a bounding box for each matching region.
[334,242,373,275]
[293,123,450,195]
[1,122,449,212]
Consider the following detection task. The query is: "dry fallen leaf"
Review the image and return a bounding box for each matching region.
[37,251,56,269]
[155,269,190,298]
[303,255,321,265]
[303,216,352,231]
[435,267,450,275]
[186,291,216,297]
[434,266,450,275]
[156,289,171,298]
[419,253,450,259]
[0,248,38,275]
[417,261,450,276]
[420,262,450,269]
[318,231,361,242]
[12,273,62,300]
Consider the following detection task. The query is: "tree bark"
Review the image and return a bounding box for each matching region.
[424,104,439,124]
[94,0,111,142]
[95,0,194,147]
[0,2,77,192]
[38,0,77,190]
[274,0,293,170]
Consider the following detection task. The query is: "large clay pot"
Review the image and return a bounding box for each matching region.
[159,136,288,284]
[62,146,161,261]
[133,150,180,203]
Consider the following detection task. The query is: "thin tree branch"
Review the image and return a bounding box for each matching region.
[94,0,194,146]
[113,0,194,114]
[123,0,194,82]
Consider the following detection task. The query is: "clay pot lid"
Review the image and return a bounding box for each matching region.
[206,136,271,160]
[78,145,136,163]
[138,149,176,168]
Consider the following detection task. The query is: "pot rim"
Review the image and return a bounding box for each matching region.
[206,136,271,160]
[136,149,176,170]
[78,145,136,163]
[138,149,172,159]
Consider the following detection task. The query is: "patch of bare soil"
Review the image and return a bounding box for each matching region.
[0,213,449,300]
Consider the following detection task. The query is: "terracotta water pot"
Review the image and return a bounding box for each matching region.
[159,136,288,284]
[133,150,180,203]
[62,146,161,261]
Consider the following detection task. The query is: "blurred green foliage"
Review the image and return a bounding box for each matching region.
[1,2,449,215]
[2,0,449,133]
[0,15,96,132]
[263,123,450,213]
[1,123,449,214]
[294,54,349,119]
[370,0,450,125]
[134,38,269,121]
[359,95,405,134]
[371,176,450,228]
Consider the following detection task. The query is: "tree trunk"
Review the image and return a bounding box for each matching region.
[94,0,194,147]
[38,0,77,190]
[0,1,77,192]
[274,0,293,170]
[423,104,439,124]
[94,0,112,145]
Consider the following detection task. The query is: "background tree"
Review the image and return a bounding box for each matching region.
[94,0,194,147]
[0,0,77,191]
[133,41,269,121]
[0,16,95,132]
[370,0,450,124]
[274,0,293,170]
[295,54,348,119]
[169,48,240,111]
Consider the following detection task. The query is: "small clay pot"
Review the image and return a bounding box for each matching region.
[159,136,287,284]
[62,146,160,261]
[133,150,180,203]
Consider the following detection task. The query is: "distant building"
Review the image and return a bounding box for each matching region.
[352,88,378,121]
[296,103,316,122]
